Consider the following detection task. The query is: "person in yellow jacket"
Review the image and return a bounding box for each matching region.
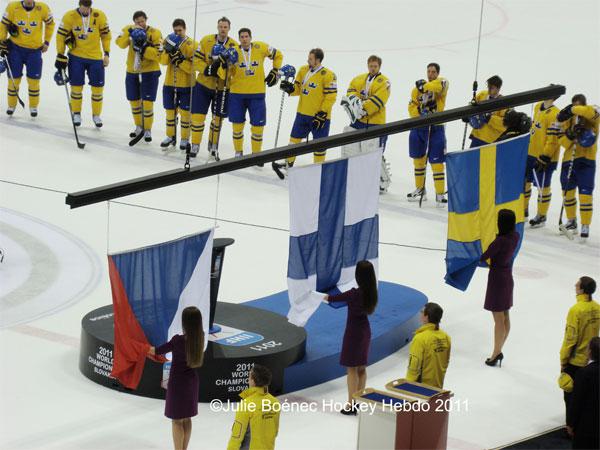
[279,47,337,169]
[525,99,562,227]
[55,0,111,128]
[115,11,162,142]
[406,302,451,389]
[227,364,280,450]
[0,0,54,117]
[228,27,283,160]
[557,94,599,240]
[158,19,197,151]
[467,75,507,147]
[407,63,450,206]
[559,276,599,420]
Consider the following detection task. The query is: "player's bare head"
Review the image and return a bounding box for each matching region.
[572,94,586,106]
[238,28,252,48]
[78,0,92,14]
[133,11,147,28]
[577,276,596,297]
[427,63,440,81]
[217,17,231,38]
[487,75,502,97]
[422,302,443,329]
[367,55,381,75]
[249,364,272,389]
[172,18,186,36]
[308,48,324,68]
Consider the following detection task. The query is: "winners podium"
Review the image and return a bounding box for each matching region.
[354,379,452,450]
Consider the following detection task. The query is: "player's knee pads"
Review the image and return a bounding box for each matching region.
[413,155,427,169]
[26,77,39,95]
[251,125,264,153]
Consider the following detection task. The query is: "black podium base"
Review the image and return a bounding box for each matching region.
[80,303,306,402]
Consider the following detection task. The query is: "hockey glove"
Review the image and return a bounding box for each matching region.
[265,68,278,87]
[280,80,295,94]
[0,40,8,58]
[204,60,221,77]
[415,79,426,93]
[565,127,577,141]
[312,111,327,130]
[55,53,68,71]
[556,104,573,122]
[535,154,551,171]
[170,50,185,67]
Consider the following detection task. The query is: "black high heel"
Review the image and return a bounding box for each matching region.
[340,401,358,416]
[485,352,504,367]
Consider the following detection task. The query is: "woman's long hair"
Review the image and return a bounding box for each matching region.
[356,260,378,315]
[497,209,516,235]
[182,306,205,368]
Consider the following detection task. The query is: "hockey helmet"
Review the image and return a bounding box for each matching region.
[469,114,489,129]
[503,109,532,135]
[577,128,597,148]
[279,64,296,80]
[53,69,69,86]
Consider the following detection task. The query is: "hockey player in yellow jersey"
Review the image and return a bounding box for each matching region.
[525,99,561,228]
[407,63,449,206]
[406,303,451,389]
[0,0,54,116]
[55,0,110,128]
[158,19,197,151]
[279,48,337,168]
[341,55,392,192]
[467,75,507,147]
[190,17,239,159]
[116,11,162,143]
[228,27,283,162]
[557,94,599,240]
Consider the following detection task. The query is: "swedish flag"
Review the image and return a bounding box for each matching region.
[444,134,529,291]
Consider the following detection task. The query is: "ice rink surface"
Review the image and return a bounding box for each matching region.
[1,0,599,448]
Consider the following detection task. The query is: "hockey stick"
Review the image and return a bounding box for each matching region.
[419,126,432,208]
[462,0,484,149]
[129,73,145,146]
[60,69,85,149]
[207,64,230,162]
[271,90,288,179]
[558,143,576,240]
[3,55,25,108]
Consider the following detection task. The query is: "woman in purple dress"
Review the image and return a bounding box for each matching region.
[480,209,519,367]
[148,307,205,450]
[324,260,378,415]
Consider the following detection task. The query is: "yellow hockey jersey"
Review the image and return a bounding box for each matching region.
[559,104,600,162]
[56,8,110,60]
[406,323,451,389]
[347,72,391,125]
[193,34,239,91]
[159,36,197,88]
[528,102,561,161]
[227,387,280,450]
[1,1,54,49]
[560,294,600,367]
[290,65,337,117]
[115,25,162,73]
[408,77,449,118]
[230,41,283,95]
[470,90,508,143]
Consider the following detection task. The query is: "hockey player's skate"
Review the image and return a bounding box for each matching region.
[407,188,426,202]
[529,215,546,228]
[272,160,293,179]
[144,130,152,142]
[72,112,82,127]
[161,136,176,151]
[6,106,15,116]
[130,126,142,138]
[380,156,391,194]
[580,224,590,240]
[436,194,448,208]
[30,107,38,117]
[559,219,577,240]
[234,152,243,159]
[189,144,199,158]
[179,138,190,152]
[93,115,103,128]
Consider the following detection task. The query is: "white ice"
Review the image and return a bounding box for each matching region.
[1,0,599,449]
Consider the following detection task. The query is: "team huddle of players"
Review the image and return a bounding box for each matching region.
[1,0,598,238]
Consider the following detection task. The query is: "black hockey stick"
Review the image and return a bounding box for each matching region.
[129,74,145,146]
[419,126,432,208]
[3,55,25,108]
[61,69,85,149]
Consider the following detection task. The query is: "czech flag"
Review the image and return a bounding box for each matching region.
[445,134,529,291]
[109,229,214,389]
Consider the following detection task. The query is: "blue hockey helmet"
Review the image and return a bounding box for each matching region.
[469,113,490,129]
[577,128,597,148]
[130,27,147,46]
[53,69,69,86]
[279,64,296,79]
[164,33,183,54]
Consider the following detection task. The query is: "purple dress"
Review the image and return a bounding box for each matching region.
[329,288,371,367]
[156,334,199,419]
[480,231,519,312]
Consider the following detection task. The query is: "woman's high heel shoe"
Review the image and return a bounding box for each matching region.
[485,352,504,367]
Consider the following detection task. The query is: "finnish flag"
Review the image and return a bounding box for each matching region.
[287,150,381,327]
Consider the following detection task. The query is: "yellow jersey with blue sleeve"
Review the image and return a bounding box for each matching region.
[1,1,54,49]
[408,77,449,118]
[159,36,197,88]
[559,104,600,162]
[230,41,283,95]
[528,102,561,161]
[470,90,507,143]
[56,8,110,60]
[290,65,337,117]
[115,25,162,73]
[347,72,391,125]
[560,294,600,367]
[406,323,451,389]
[193,34,239,91]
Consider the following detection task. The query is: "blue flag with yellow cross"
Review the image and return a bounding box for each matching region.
[444,134,529,291]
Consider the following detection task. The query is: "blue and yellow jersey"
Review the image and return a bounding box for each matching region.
[560,294,600,367]
[289,64,337,117]
[559,104,600,162]
[408,77,449,118]
[528,102,561,161]
[406,323,451,389]
[347,72,391,125]
[1,1,54,49]
[193,34,239,91]
[230,41,283,95]
[470,90,507,143]
[159,36,197,88]
[115,25,162,73]
[56,8,110,60]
